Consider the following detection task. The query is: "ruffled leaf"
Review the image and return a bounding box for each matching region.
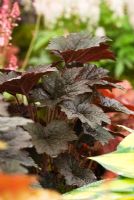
[0,116,32,132]
[54,154,96,187]
[47,32,115,63]
[24,120,77,157]
[31,69,91,107]
[60,95,110,129]
[98,95,134,114]
[0,127,35,173]
[0,65,57,95]
[83,123,114,145]
[79,64,108,86]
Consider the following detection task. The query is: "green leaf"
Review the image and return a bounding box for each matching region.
[117,126,134,151]
[90,151,134,178]
[63,178,134,200]
[115,34,134,47]
[115,61,124,78]
[33,29,63,51]
[0,95,9,117]
[89,132,134,178]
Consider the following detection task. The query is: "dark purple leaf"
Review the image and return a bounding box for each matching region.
[47,32,115,63]
[0,150,36,173]
[98,95,134,114]
[60,95,111,129]
[24,120,77,157]
[54,154,96,187]
[78,64,109,86]
[0,127,32,150]
[0,116,32,132]
[30,68,92,107]
[83,123,114,145]
[0,65,57,95]
[0,127,35,173]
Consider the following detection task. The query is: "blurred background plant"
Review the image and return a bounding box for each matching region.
[99,0,134,82]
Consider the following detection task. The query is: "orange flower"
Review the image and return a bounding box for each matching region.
[0,173,36,192]
[0,173,61,200]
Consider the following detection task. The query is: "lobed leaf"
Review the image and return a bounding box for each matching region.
[47,32,115,63]
[0,127,35,173]
[83,123,114,145]
[60,95,110,129]
[0,127,32,150]
[24,120,77,157]
[0,116,32,132]
[98,95,134,114]
[0,65,57,95]
[54,154,96,187]
[31,69,92,107]
[79,64,109,86]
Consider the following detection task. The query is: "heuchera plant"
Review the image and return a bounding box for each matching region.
[0,32,134,190]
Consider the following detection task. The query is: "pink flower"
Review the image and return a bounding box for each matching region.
[0,37,5,47]
[5,46,19,70]
[0,0,20,69]
[11,2,20,19]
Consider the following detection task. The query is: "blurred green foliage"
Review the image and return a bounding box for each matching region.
[99,1,134,82]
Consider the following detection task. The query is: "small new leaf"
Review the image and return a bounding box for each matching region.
[24,120,77,157]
